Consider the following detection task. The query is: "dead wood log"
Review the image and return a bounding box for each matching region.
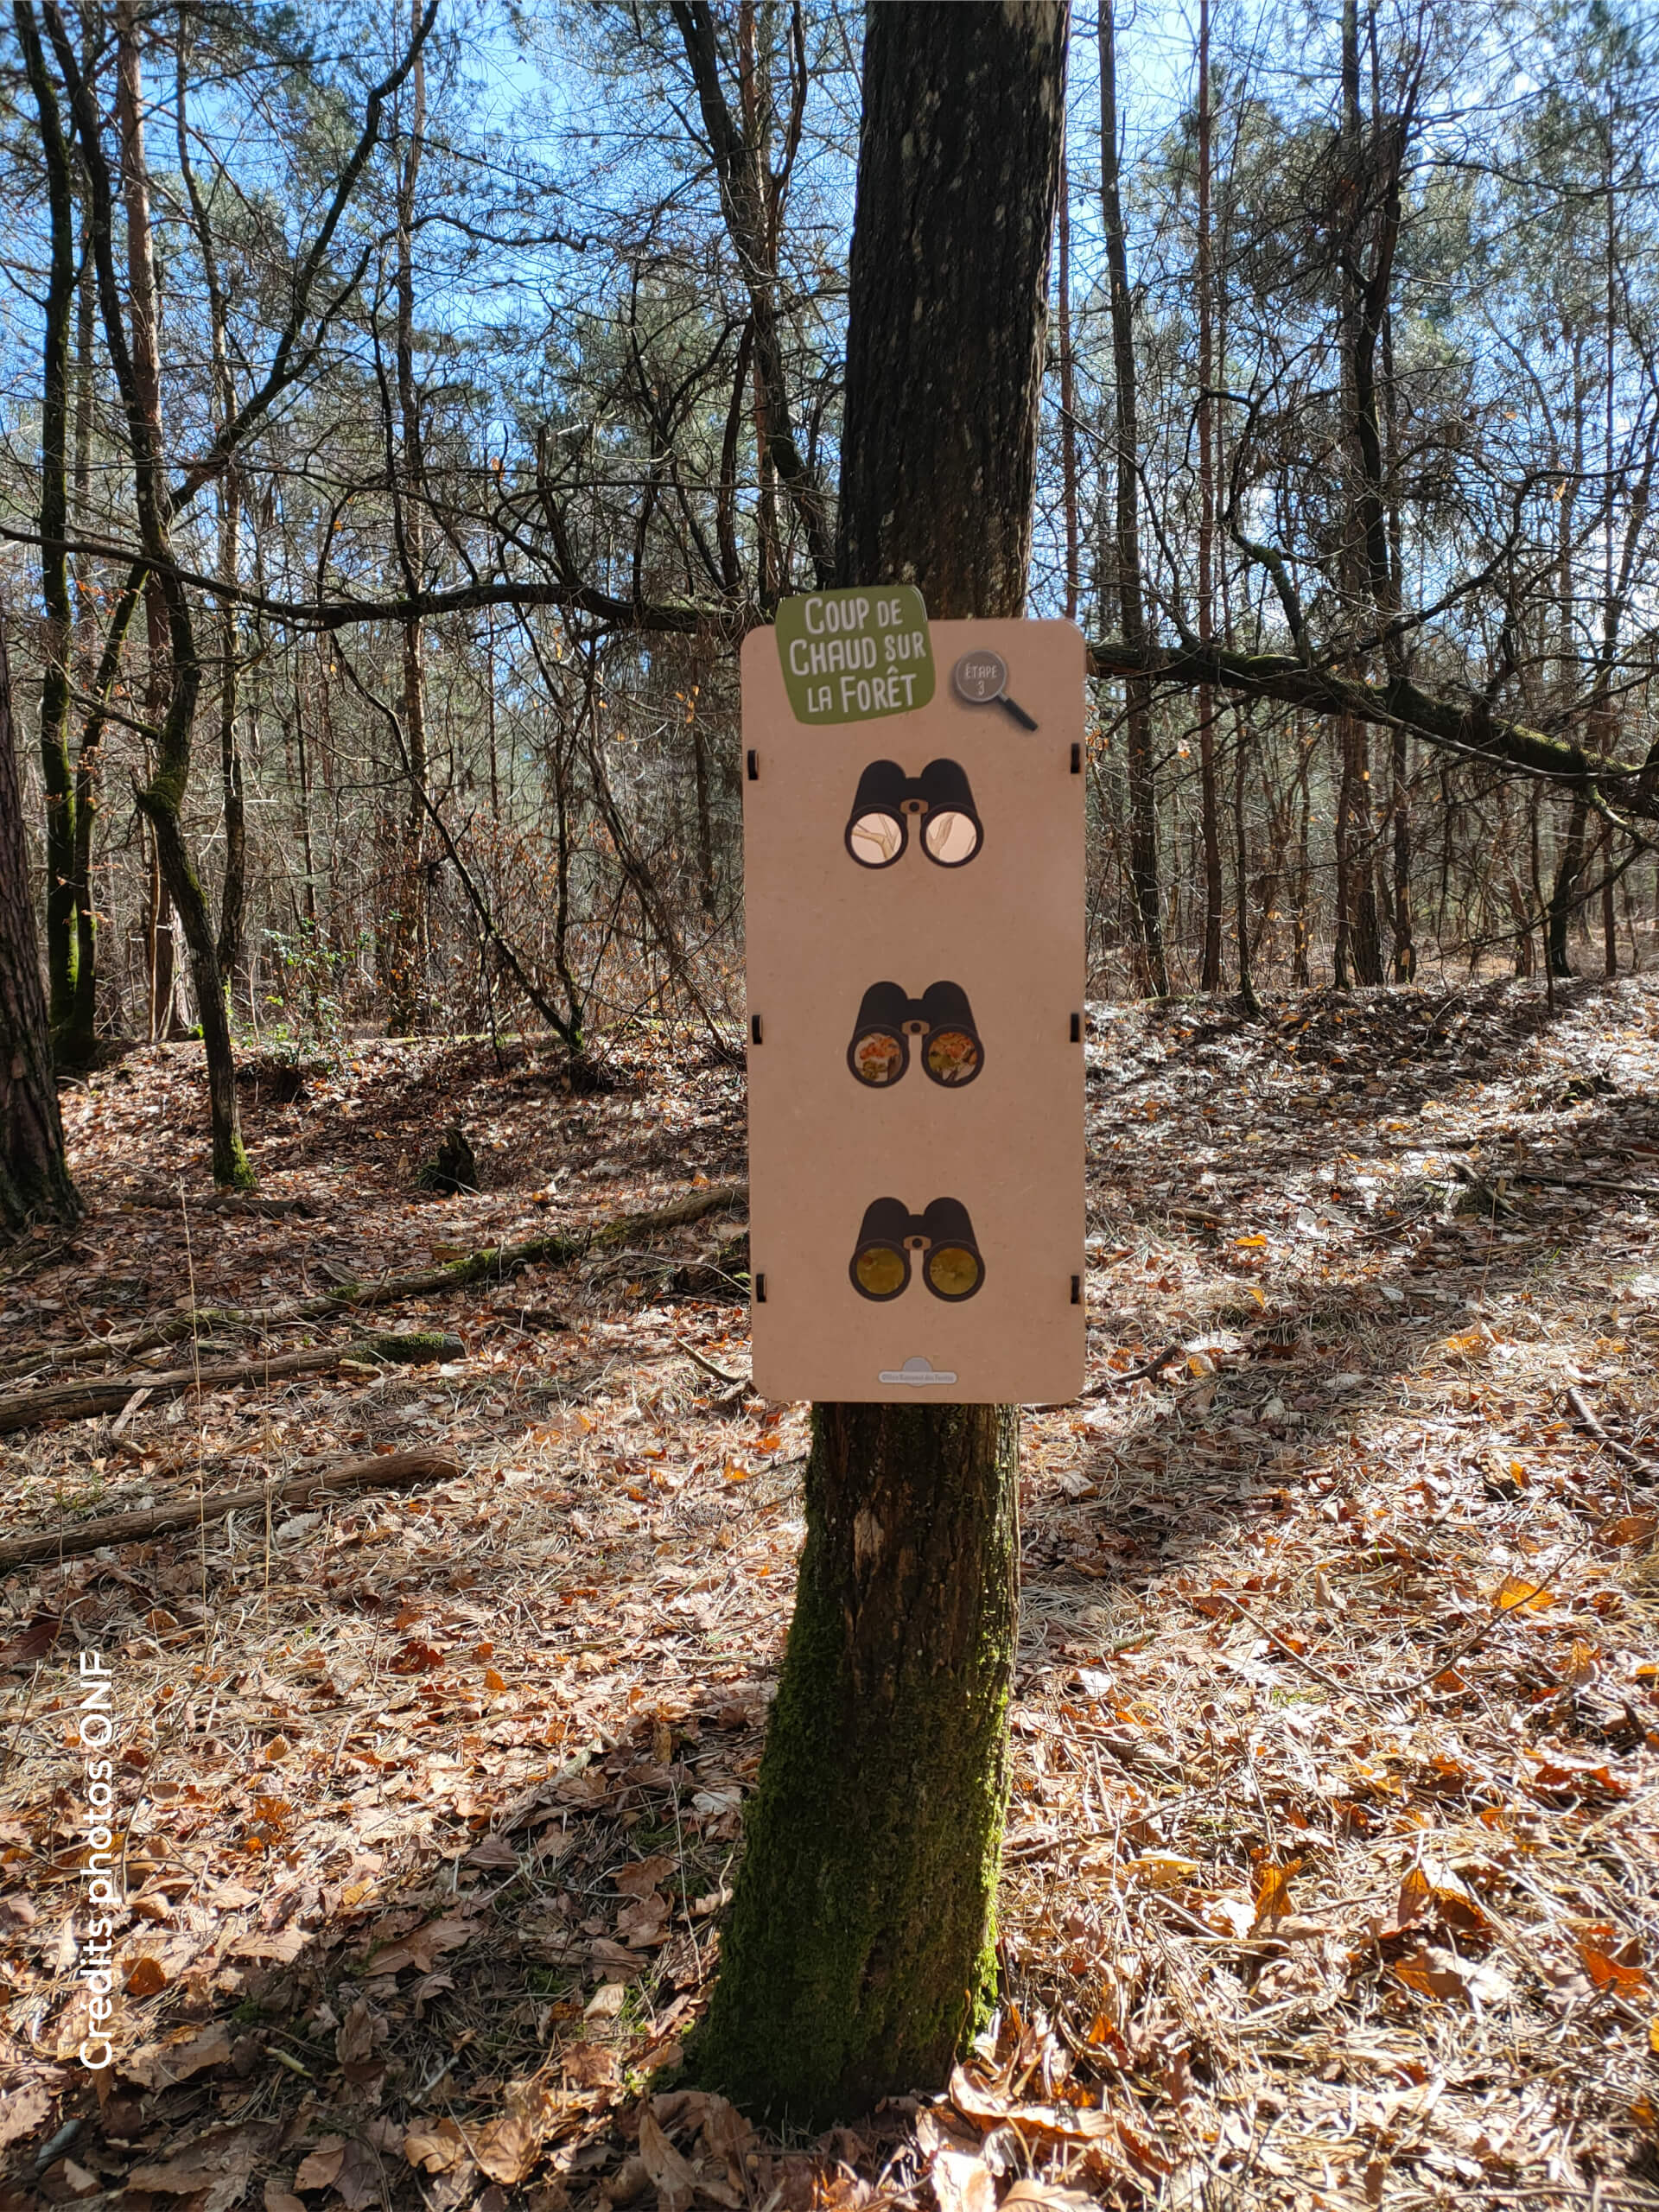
[0,1181,747,1379]
[0,1330,461,1436]
[0,1446,458,1575]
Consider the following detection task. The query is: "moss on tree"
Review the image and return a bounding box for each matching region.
[690,1402,1018,2125]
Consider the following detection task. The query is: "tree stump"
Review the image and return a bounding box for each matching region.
[416,1124,479,1194]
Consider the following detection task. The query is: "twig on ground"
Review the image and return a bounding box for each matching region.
[0,1330,461,1437]
[0,1445,459,1573]
[672,1337,749,1388]
[0,1181,747,1379]
[1565,1383,1659,1482]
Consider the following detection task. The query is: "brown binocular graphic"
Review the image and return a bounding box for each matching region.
[846,981,983,1089]
[849,1197,985,1303]
[843,759,982,869]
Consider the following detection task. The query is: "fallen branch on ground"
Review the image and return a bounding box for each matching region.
[1566,1384,1659,1483]
[0,1446,459,1574]
[1081,1344,1180,1398]
[672,1336,749,1387]
[0,1330,461,1437]
[1029,1344,1179,1414]
[0,1182,747,1380]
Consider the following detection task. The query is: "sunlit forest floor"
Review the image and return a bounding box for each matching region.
[3,976,1658,2211]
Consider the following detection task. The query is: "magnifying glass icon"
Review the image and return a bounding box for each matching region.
[952,650,1038,730]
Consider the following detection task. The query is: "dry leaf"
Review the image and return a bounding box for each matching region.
[1252,1859,1300,1923]
[130,2123,277,2212]
[403,2119,470,2175]
[1394,1945,1512,2008]
[930,2147,996,2212]
[1495,1575,1554,1612]
[369,1911,474,1976]
[563,2044,620,2088]
[637,2110,719,2209]
[334,1998,381,2067]
[121,2019,233,2089]
[614,1853,676,1896]
[949,2063,1116,2145]
[1579,1928,1649,1999]
[1598,1514,1657,1549]
[0,2083,51,2151]
[266,2188,308,2212]
[293,2142,345,2194]
[1001,2185,1096,2210]
[126,1955,168,1997]
[465,1834,519,1869]
[1127,1853,1200,1890]
[474,2113,541,2186]
[616,1891,671,1946]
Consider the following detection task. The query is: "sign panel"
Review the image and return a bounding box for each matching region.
[774,586,936,723]
[742,614,1085,1405]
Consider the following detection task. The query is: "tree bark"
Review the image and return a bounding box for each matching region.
[1098,2,1166,995]
[15,1,79,1048]
[176,28,246,998]
[386,0,429,1035]
[694,0,1066,2126]
[49,0,253,1184]
[0,602,80,1236]
[1195,0,1224,990]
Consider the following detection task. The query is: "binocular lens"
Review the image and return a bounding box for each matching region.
[923,1027,979,1084]
[923,808,980,865]
[849,810,904,867]
[925,1243,982,1300]
[853,1244,909,1299]
[850,1030,906,1085]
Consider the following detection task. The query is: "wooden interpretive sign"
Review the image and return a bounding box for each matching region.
[741,607,1085,1405]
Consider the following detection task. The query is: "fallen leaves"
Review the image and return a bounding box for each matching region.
[130,2123,279,2212]
[366,1910,475,1976]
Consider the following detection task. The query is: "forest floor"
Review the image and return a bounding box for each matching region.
[2,975,1658,2212]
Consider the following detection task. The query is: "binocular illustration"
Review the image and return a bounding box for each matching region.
[844,759,982,869]
[849,1197,985,1303]
[847,980,983,1088]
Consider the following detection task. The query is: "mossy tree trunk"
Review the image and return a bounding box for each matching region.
[0,604,80,1236]
[694,1,1067,2126]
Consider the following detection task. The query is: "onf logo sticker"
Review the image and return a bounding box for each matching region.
[877,1356,959,1386]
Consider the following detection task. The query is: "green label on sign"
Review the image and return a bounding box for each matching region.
[775,587,935,723]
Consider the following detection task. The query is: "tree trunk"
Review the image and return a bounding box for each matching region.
[386,0,429,1035]
[1058,147,1080,621]
[176,29,247,1000]
[1548,790,1588,977]
[0,603,80,1235]
[83,0,252,1180]
[16,0,79,1048]
[1391,726,1414,981]
[1195,0,1223,991]
[695,0,1066,2126]
[1098,2,1166,995]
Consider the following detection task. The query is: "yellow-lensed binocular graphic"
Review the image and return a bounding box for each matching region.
[843,758,982,869]
[846,981,983,1088]
[849,1197,985,1303]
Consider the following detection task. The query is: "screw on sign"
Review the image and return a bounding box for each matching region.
[741,592,1084,1406]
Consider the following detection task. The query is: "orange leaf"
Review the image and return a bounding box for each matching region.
[125,1956,167,1997]
[1496,1575,1554,1612]
[1598,1514,1657,1550]
[483,1668,508,1694]
[1252,1858,1300,1923]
